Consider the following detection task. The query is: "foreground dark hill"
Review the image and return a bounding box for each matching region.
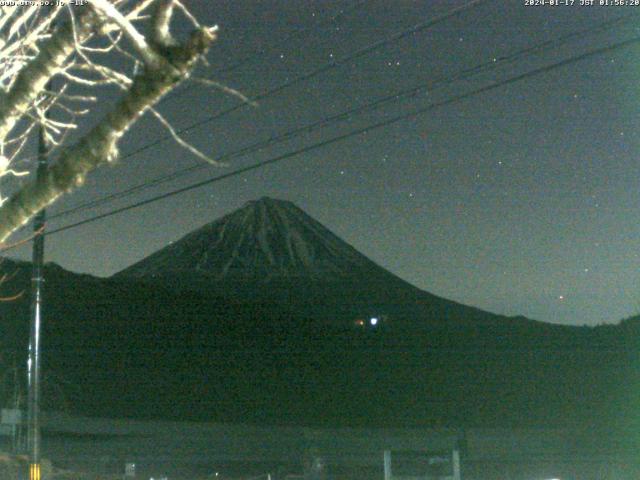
[0,198,637,435]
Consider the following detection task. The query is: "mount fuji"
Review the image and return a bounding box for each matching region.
[114,197,510,329]
[117,197,385,281]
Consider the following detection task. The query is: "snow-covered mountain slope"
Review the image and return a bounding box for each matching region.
[116,197,394,282]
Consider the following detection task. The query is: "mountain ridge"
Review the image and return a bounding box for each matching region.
[0,199,636,429]
[116,197,404,282]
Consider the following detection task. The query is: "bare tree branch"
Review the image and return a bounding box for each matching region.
[0,24,218,241]
[0,2,232,242]
[90,0,163,67]
[0,9,95,143]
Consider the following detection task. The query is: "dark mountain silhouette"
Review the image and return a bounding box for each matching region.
[114,197,530,330]
[117,197,387,281]
[0,198,637,438]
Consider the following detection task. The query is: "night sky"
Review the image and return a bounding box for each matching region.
[5,0,640,326]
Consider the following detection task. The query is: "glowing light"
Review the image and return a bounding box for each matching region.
[370,317,379,326]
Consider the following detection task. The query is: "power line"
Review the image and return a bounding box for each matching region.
[115,0,491,161]
[0,0,492,239]
[6,34,637,250]
[157,0,370,106]
[48,13,636,221]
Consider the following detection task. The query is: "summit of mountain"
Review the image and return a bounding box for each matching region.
[116,197,399,282]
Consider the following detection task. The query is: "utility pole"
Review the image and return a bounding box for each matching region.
[26,85,51,480]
